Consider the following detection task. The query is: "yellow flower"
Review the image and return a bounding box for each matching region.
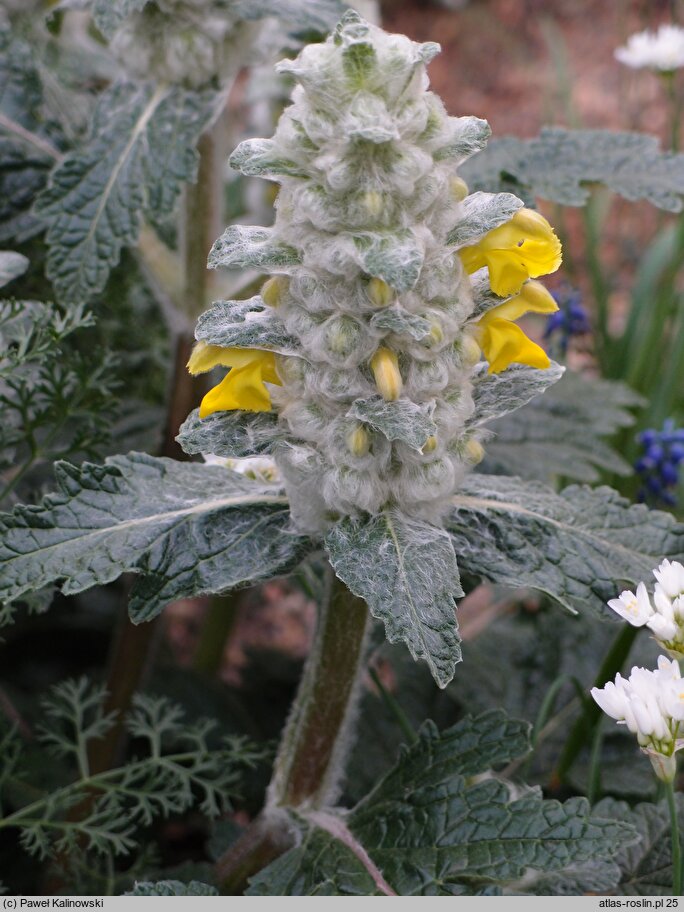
[460,208,562,297]
[471,280,558,374]
[187,342,281,418]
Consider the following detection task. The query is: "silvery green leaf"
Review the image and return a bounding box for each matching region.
[346,396,437,450]
[325,509,462,687]
[448,474,684,618]
[208,226,300,271]
[177,408,280,459]
[35,83,219,302]
[232,0,346,33]
[92,0,149,38]
[462,128,684,212]
[229,139,307,180]
[0,28,61,243]
[480,371,642,483]
[447,191,523,247]
[432,115,491,162]
[593,797,684,895]
[127,881,218,897]
[0,453,307,623]
[249,712,635,896]
[195,296,301,355]
[0,251,28,288]
[354,230,424,293]
[470,361,565,426]
[369,305,432,341]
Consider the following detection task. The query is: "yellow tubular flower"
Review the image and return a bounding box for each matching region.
[187,342,281,417]
[370,347,403,401]
[471,280,558,374]
[459,208,562,297]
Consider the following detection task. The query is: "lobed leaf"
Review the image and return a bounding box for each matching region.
[462,128,684,211]
[0,453,308,623]
[127,881,219,896]
[447,474,684,618]
[194,296,301,355]
[480,370,642,482]
[346,396,437,451]
[249,712,635,895]
[354,230,425,293]
[208,226,300,272]
[593,797,684,895]
[325,508,462,687]
[470,361,565,426]
[36,82,219,302]
[177,408,280,459]
[0,251,28,288]
[447,191,523,247]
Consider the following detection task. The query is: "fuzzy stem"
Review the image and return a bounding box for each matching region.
[216,571,371,892]
[667,781,682,896]
[268,569,371,809]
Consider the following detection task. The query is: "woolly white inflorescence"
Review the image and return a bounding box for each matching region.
[109,0,259,87]
[206,12,543,533]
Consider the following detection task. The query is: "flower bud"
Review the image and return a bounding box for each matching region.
[429,320,444,346]
[459,332,482,367]
[422,435,438,454]
[449,176,469,202]
[261,276,288,308]
[371,347,402,401]
[464,438,485,465]
[347,424,370,456]
[367,277,394,308]
[362,190,384,218]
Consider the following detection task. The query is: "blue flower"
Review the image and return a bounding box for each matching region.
[635,419,684,507]
[543,284,591,356]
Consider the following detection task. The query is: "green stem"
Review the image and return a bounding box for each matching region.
[368,665,417,745]
[667,781,682,896]
[193,591,242,676]
[553,624,638,785]
[216,570,371,892]
[582,192,612,370]
[269,570,371,808]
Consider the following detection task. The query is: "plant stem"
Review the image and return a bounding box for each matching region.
[368,665,417,745]
[553,624,638,785]
[193,591,242,676]
[667,780,682,896]
[269,570,371,809]
[216,570,371,892]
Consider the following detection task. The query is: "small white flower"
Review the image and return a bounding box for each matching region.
[592,659,684,781]
[608,581,653,626]
[615,24,684,72]
[654,559,684,599]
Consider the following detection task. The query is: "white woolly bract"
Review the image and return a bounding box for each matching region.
[216,12,522,532]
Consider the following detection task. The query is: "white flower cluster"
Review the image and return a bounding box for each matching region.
[615,24,684,72]
[592,656,684,782]
[593,560,684,781]
[607,559,684,658]
[109,0,259,87]
[231,13,508,531]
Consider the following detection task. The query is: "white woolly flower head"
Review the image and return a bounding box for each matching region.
[605,560,684,659]
[615,24,684,72]
[592,656,684,781]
